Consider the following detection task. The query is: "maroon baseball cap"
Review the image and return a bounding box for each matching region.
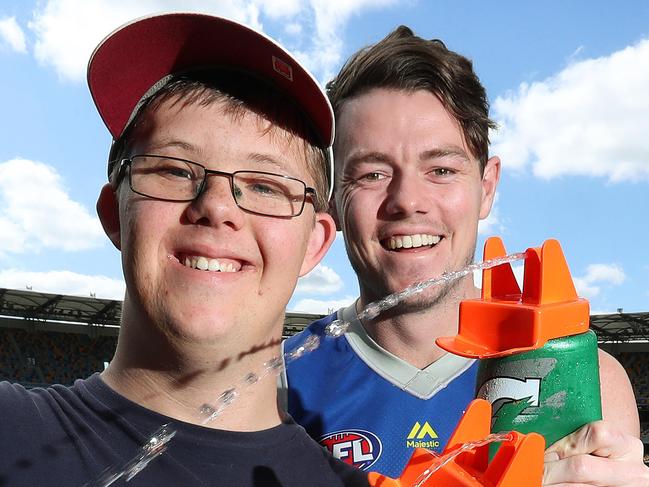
[87,12,334,194]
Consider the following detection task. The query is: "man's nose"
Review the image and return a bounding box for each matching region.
[185,174,244,229]
[383,171,429,217]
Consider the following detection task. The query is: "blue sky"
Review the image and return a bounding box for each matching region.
[0,0,647,315]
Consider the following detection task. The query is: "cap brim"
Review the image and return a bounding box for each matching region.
[88,12,334,151]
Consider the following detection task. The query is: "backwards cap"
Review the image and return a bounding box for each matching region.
[87,12,334,196]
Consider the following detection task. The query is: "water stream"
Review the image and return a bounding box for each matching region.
[91,251,527,486]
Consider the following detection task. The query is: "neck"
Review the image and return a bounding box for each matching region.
[102,310,284,431]
[358,276,480,369]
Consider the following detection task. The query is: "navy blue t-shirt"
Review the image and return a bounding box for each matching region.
[0,374,368,486]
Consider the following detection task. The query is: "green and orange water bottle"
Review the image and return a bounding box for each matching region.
[437,236,602,449]
[367,237,602,486]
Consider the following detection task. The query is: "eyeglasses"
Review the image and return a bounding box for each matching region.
[115,155,317,217]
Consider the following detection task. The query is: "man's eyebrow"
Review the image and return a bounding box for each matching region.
[247,153,290,172]
[421,147,471,163]
[344,151,393,167]
[145,139,200,154]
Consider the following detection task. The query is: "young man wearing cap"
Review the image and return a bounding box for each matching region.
[283,26,649,485]
[0,13,369,487]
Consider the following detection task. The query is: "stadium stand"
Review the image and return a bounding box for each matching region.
[0,287,322,386]
[1,287,648,462]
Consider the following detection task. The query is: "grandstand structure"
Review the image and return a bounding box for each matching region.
[0,287,322,388]
[0,287,321,339]
[1,287,648,456]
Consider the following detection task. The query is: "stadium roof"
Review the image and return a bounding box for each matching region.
[0,288,323,337]
[0,287,122,328]
[590,311,649,342]
[1,287,648,341]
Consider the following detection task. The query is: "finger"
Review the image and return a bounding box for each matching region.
[543,453,649,486]
[544,484,603,487]
[546,421,644,461]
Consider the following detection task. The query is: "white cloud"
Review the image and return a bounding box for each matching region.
[0,16,27,53]
[295,263,343,294]
[27,0,402,83]
[582,263,625,285]
[492,38,649,182]
[512,264,524,287]
[283,21,302,36]
[474,261,626,304]
[28,0,265,82]
[295,0,400,82]
[290,295,356,314]
[474,260,624,301]
[573,263,625,299]
[0,158,104,255]
[0,268,125,299]
[258,0,302,18]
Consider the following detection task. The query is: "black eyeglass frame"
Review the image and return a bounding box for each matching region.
[114,154,317,218]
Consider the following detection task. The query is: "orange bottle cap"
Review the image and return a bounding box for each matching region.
[436,237,589,359]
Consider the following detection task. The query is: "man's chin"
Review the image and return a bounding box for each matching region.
[393,290,448,314]
[155,315,232,345]
[372,276,462,316]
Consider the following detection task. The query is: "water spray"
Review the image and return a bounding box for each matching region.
[91,238,600,487]
[89,251,528,485]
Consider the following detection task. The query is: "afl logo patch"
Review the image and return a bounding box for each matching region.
[319,429,382,470]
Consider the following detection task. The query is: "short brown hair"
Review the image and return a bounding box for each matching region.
[327,26,496,171]
[109,69,329,212]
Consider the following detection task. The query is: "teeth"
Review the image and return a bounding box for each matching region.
[387,234,441,250]
[181,255,239,272]
[196,256,209,270]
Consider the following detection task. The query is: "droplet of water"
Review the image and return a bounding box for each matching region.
[324,319,348,337]
[285,335,321,363]
[263,357,284,375]
[200,404,216,417]
[218,388,238,406]
[303,334,320,352]
[360,302,381,320]
[89,424,177,486]
[244,372,260,385]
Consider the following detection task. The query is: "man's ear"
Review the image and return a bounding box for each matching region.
[479,156,501,219]
[97,183,122,250]
[299,212,337,277]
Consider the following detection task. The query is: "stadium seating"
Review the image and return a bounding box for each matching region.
[0,327,116,386]
[2,326,649,409]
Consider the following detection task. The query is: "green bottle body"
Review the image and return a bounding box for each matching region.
[475,330,602,448]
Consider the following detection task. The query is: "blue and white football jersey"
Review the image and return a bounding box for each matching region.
[281,303,477,478]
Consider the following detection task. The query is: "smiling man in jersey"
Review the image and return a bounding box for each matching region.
[282,26,649,486]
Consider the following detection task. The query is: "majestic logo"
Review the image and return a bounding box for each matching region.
[320,429,382,470]
[406,422,440,449]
